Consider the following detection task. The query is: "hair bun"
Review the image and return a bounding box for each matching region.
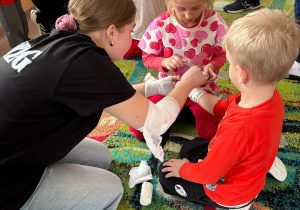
[55,14,77,31]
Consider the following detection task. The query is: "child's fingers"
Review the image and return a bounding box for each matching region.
[161,166,175,178]
[181,59,188,63]
[165,171,175,178]
[171,74,182,83]
[208,75,218,82]
[163,159,176,166]
[175,58,188,67]
[164,57,186,70]
[169,59,179,69]
[168,58,180,68]
[165,64,175,71]
[171,56,186,68]
[207,69,217,82]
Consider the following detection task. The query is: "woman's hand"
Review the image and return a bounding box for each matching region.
[161,158,190,178]
[180,66,207,88]
[162,56,187,72]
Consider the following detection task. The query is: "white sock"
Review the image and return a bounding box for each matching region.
[288,61,300,77]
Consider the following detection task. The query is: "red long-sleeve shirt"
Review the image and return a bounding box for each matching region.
[180,89,284,206]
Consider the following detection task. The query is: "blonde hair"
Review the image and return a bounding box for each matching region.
[68,0,136,34]
[222,9,300,85]
[165,0,213,19]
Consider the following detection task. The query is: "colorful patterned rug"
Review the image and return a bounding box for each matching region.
[88,1,299,209]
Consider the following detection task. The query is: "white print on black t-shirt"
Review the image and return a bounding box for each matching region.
[4,41,43,73]
[175,184,187,197]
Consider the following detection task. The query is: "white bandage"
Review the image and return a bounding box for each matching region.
[128,160,153,188]
[140,182,153,206]
[138,97,180,162]
[145,73,175,97]
[189,87,206,104]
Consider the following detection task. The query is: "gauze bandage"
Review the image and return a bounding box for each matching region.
[138,97,180,162]
[140,182,153,206]
[145,73,175,97]
[129,160,153,188]
[189,87,206,104]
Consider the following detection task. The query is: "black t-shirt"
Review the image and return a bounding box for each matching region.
[0,30,135,209]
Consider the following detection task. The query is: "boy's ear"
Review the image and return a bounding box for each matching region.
[236,65,249,84]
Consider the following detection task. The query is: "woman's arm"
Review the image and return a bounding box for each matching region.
[104,66,205,129]
[105,66,206,161]
[132,83,146,96]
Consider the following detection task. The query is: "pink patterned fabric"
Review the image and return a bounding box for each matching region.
[139,10,228,94]
[55,15,77,32]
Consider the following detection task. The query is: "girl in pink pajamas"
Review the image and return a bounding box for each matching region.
[129,0,228,140]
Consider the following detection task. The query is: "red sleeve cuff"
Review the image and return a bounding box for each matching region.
[142,52,165,72]
[179,162,193,178]
[0,0,15,5]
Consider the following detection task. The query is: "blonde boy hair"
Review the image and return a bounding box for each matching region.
[68,0,136,34]
[165,0,213,19]
[222,9,300,85]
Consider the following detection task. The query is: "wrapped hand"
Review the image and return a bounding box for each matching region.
[189,87,206,104]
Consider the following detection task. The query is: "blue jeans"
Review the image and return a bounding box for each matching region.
[20,138,123,210]
[295,0,300,62]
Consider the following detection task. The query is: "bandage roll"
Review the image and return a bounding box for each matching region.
[140,182,153,206]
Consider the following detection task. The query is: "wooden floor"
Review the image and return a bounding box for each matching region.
[0,0,39,57]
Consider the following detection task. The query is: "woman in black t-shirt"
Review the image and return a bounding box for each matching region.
[0,0,208,209]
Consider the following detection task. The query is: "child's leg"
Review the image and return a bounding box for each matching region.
[180,137,210,163]
[187,99,221,140]
[129,94,165,140]
[0,1,29,48]
[15,0,29,40]
[159,138,224,207]
[20,138,122,210]
[158,163,224,208]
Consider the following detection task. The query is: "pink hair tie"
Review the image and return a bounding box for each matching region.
[55,14,77,31]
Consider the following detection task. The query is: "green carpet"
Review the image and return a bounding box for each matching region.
[88,1,299,209]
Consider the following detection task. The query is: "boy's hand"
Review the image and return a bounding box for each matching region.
[203,64,217,83]
[162,56,188,71]
[162,158,190,178]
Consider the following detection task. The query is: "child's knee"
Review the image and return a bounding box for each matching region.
[195,116,220,140]
[158,163,174,195]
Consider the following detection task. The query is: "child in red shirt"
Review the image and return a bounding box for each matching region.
[159,9,300,209]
